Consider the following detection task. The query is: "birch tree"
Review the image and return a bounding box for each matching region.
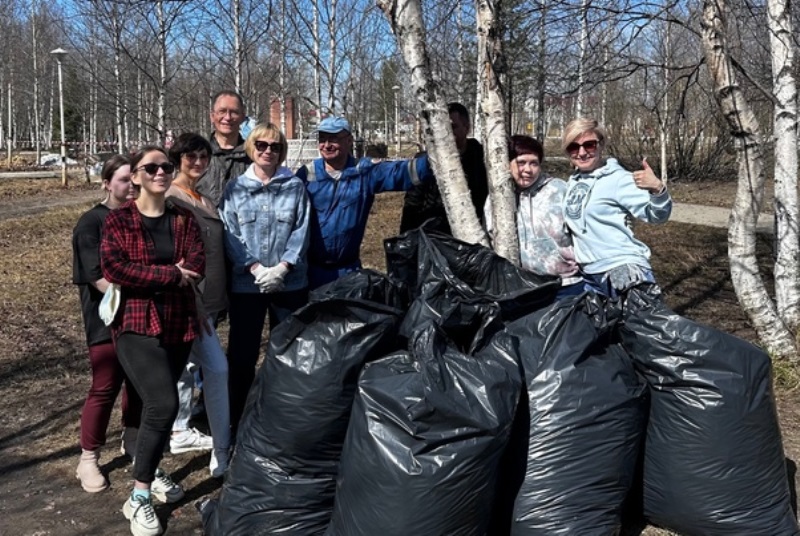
[476,0,519,262]
[377,0,489,247]
[767,0,799,333]
[701,0,798,361]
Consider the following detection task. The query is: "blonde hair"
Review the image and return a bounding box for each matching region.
[561,118,608,153]
[245,122,288,164]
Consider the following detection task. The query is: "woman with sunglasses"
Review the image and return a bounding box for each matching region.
[101,146,205,536]
[219,123,310,438]
[562,118,672,297]
[72,155,143,493]
[166,132,231,478]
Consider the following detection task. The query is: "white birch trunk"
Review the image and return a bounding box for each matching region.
[660,16,670,183]
[47,72,53,148]
[577,0,588,116]
[313,0,322,116]
[157,0,167,142]
[31,2,41,163]
[536,0,546,140]
[457,0,464,101]
[377,0,488,246]
[114,17,124,154]
[701,0,797,361]
[8,83,13,155]
[477,0,519,263]
[0,79,4,150]
[233,0,242,94]
[279,0,287,132]
[328,0,337,112]
[768,0,800,331]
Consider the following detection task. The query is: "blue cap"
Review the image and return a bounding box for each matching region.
[318,116,351,134]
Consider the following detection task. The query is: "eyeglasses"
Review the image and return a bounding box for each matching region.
[133,162,175,175]
[254,141,283,153]
[182,152,209,161]
[566,139,599,155]
[318,133,349,144]
[214,108,243,118]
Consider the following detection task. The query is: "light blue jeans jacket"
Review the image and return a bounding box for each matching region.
[219,164,311,293]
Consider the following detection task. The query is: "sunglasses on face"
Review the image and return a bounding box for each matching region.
[134,162,175,175]
[254,141,283,153]
[318,133,348,144]
[566,139,600,155]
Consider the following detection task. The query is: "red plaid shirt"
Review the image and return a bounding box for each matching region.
[100,200,206,344]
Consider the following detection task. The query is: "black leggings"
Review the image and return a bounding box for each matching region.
[115,332,191,483]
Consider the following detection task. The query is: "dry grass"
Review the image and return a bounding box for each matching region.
[0,176,97,200]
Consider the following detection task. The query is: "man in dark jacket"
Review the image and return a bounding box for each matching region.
[196,90,252,206]
[399,102,488,234]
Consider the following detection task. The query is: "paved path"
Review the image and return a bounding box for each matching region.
[671,203,774,235]
[0,189,98,222]
[0,169,86,180]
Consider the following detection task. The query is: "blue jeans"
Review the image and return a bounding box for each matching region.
[582,268,655,299]
[173,317,230,451]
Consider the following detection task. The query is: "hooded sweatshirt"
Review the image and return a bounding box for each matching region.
[485,175,580,285]
[563,158,672,274]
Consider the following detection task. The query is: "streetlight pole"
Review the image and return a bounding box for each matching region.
[51,48,68,186]
[392,85,400,156]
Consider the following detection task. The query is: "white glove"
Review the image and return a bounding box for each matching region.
[256,264,289,294]
[605,263,649,292]
[250,262,269,281]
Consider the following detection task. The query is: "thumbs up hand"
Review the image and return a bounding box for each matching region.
[632,157,665,195]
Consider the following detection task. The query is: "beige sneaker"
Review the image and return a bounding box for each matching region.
[123,495,162,536]
[76,449,108,493]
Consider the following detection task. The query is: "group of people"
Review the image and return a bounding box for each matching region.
[71,90,433,536]
[71,88,670,536]
[400,106,671,299]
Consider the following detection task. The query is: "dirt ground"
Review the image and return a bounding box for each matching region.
[0,176,796,535]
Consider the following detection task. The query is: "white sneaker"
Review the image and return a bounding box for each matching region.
[209,448,230,478]
[150,468,184,504]
[123,495,162,536]
[170,427,213,454]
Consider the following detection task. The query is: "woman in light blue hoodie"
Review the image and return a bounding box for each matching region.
[219,122,311,437]
[561,118,672,297]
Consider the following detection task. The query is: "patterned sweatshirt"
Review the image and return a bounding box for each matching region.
[485,175,580,285]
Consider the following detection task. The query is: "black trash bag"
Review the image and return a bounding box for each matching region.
[326,304,522,536]
[620,287,799,536]
[310,268,406,310]
[385,227,560,333]
[202,292,404,536]
[505,293,648,536]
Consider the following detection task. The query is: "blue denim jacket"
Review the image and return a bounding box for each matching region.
[219,164,311,293]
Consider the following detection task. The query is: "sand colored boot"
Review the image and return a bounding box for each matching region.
[76,449,108,493]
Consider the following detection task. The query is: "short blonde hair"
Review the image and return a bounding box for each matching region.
[245,122,288,164]
[561,118,608,153]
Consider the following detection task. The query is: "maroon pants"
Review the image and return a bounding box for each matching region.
[79,342,142,451]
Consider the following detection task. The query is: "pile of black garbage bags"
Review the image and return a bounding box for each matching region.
[201,228,799,536]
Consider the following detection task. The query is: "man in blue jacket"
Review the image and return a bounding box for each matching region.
[296,116,432,289]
